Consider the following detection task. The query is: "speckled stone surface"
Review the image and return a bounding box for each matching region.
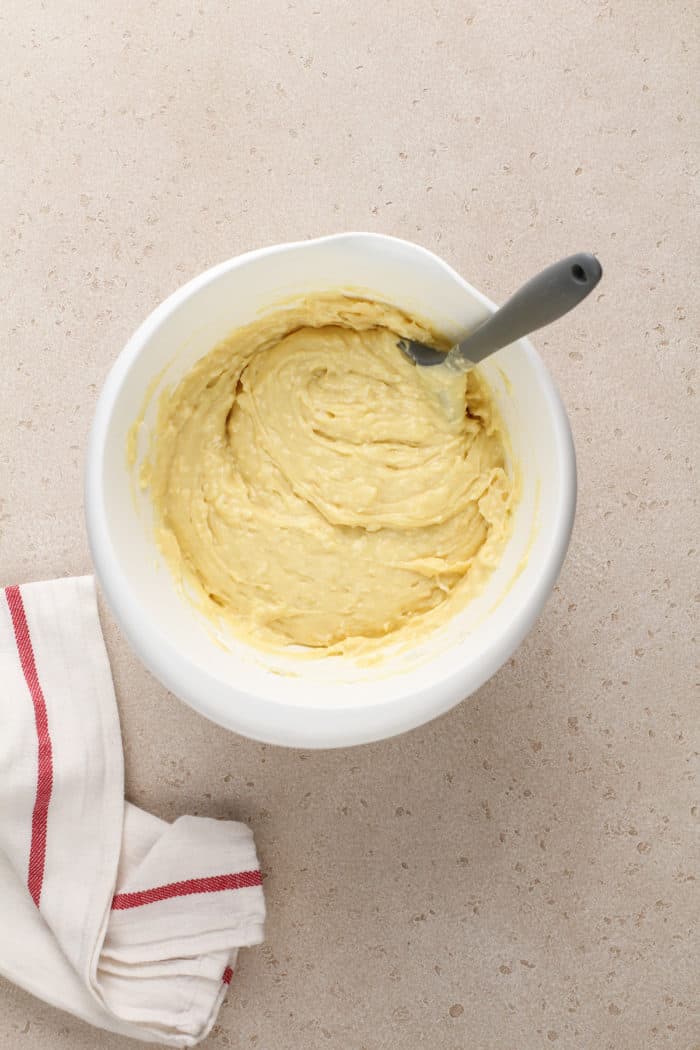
[1,2,697,1048]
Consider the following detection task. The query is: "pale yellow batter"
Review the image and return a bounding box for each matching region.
[140,296,516,655]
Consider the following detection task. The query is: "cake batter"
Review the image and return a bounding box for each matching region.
[141,296,516,654]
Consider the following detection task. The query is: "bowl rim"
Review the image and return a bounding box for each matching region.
[85,232,576,748]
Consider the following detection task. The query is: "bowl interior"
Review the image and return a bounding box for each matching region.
[87,234,574,745]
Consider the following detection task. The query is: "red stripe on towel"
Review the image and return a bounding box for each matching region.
[222,966,233,984]
[111,870,263,910]
[5,585,54,909]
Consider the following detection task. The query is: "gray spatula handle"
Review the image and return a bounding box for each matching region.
[448,252,602,367]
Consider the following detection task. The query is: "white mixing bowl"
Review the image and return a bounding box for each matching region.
[85,233,576,748]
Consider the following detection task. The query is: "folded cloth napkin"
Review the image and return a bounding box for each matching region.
[0,576,265,1046]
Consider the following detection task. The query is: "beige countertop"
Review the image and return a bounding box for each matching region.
[1,2,697,1048]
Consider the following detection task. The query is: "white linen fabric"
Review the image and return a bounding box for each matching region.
[0,576,265,1046]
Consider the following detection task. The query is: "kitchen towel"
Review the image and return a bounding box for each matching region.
[0,576,265,1046]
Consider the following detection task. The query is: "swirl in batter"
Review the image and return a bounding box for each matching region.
[142,296,516,654]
